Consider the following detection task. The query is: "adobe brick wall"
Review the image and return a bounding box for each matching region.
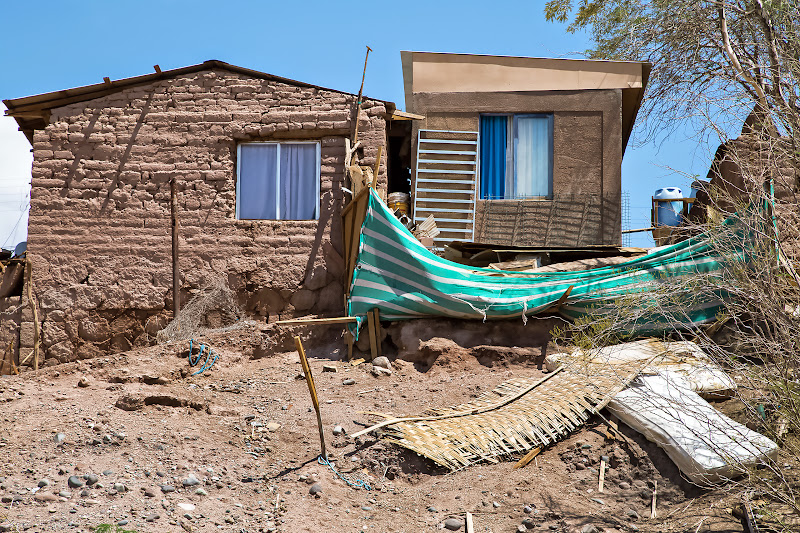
[408,89,623,246]
[26,68,387,364]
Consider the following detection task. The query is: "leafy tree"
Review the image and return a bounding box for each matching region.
[545,0,800,149]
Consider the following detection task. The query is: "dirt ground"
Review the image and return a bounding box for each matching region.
[0,323,765,533]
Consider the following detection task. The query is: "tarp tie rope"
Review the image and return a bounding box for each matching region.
[317,455,371,490]
[187,339,218,375]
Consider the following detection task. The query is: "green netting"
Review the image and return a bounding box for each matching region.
[347,189,748,339]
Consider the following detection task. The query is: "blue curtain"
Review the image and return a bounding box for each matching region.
[280,143,318,220]
[514,115,552,197]
[238,144,278,219]
[480,116,507,199]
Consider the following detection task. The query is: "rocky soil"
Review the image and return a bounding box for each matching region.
[0,324,759,532]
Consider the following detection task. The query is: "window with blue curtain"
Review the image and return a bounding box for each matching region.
[480,114,552,199]
[237,142,320,220]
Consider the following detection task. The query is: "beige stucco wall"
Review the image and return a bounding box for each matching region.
[408,89,623,245]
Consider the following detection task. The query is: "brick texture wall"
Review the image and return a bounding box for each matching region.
[26,68,387,364]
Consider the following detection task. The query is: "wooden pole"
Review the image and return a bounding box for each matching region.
[351,45,372,145]
[599,455,608,492]
[24,259,39,371]
[170,178,180,318]
[294,336,327,460]
[372,146,382,189]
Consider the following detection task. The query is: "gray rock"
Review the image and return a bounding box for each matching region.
[145,513,160,522]
[619,481,631,490]
[342,378,355,386]
[522,517,536,529]
[309,483,322,496]
[492,501,501,508]
[372,356,391,369]
[37,479,50,488]
[625,508,640,521]
[444,518,464,531]
[182,475,200,487]
[195,487,208,496]
[53,433,65,445]
[117,520,129,526]
[160,485,176,493]
[85,474,98,486]
[80,489,91,497]
[590,498,605,505]
[427,506,437,512]
[113,483,127,493]
[581,525,600,533]
[523,505,534,514]
[67,476,84,488]
[102,470,114,476]
[361,505,373,511]
[58,491,71,498]
[517,526,528,533]
[332,425,345,436]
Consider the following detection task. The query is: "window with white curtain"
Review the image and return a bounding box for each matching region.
[479,114,553,199]
[236,142,320,220]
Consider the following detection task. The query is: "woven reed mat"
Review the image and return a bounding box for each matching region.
[351,358,654,471]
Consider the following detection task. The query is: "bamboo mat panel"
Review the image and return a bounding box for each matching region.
[372,362,645,471]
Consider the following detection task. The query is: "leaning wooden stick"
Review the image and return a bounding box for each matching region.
[599,455,608,492]
[651,479,657,518]
[294,336,327,460]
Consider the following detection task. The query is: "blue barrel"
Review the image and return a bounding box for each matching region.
[689,180,708,199]
[654,187,683,226]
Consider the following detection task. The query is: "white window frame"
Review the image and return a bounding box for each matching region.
[478,113,554,200]
[235,141,321,220]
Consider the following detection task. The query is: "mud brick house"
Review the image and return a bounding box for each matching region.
[400,52,651,248]
[3,60,402,365]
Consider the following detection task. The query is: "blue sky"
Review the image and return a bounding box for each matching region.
[0,0,726,248]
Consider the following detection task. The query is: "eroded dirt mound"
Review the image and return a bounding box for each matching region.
[0,333,762,532]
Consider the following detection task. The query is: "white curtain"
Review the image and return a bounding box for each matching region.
[238,144,278,219]
[514,115,552,198]
[280,143,318,220]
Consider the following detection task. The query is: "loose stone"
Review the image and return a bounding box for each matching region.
[67,476,84,488]
[309,483,322,496]
[444,518,464,531]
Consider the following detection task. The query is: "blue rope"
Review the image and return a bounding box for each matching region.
[317,455,371,491]
[187,339,218,375]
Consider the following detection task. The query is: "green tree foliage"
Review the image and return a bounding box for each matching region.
[545,0,800,148]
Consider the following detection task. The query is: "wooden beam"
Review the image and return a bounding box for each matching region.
[345,331,354,360]
[372,308,382,357]
[171,178,180,318]
[372,146,382,189]
[513,447,541,469]
[24,259,39,371]
[294,336,327,460]
[367,308,378,360]
[276,316,358,326]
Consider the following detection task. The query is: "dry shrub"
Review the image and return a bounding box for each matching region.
[156,278,244,343]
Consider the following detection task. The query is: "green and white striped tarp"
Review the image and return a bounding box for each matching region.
[347,189,739,339]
